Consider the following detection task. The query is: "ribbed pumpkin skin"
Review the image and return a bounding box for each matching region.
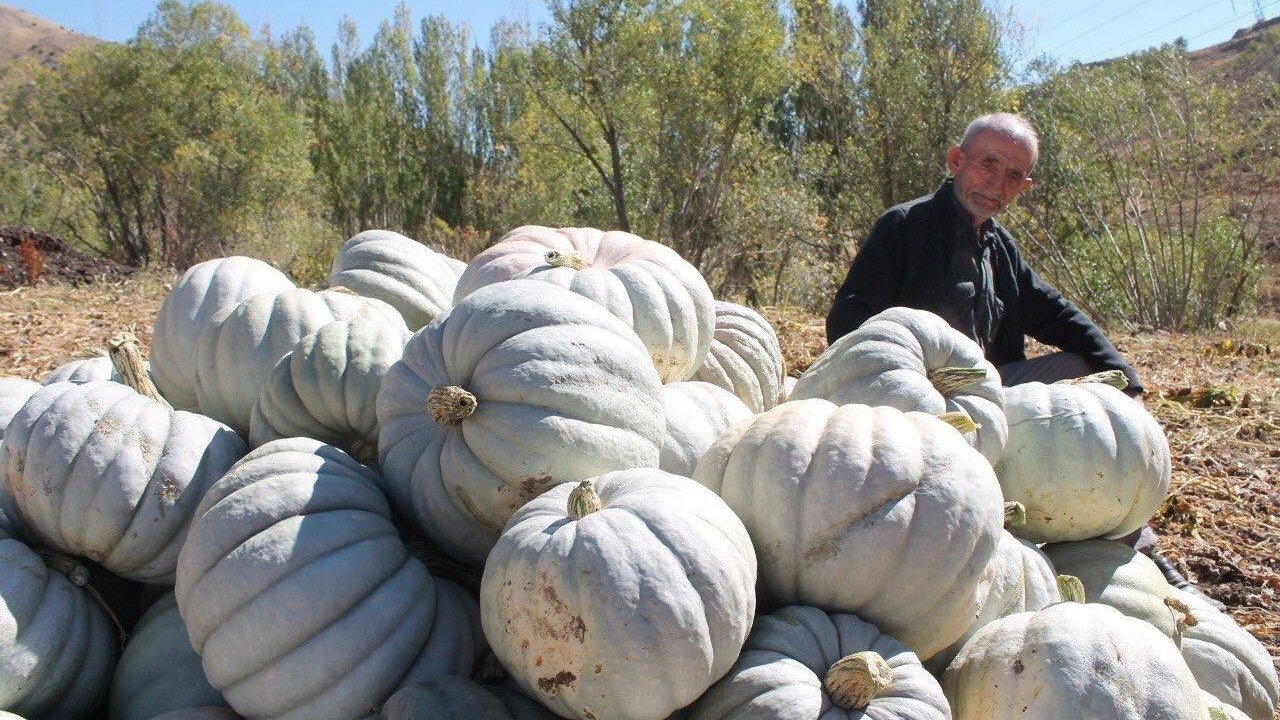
[109,592,227,720]
[694,399,1003,660]
[249,318,412,461]
[693,301,784,413]
[3,381,247,583]
[1042,539,1183,643]
[481,469,757,720]
[454,225,715,382]
[1172,587,1280,720]
[997,381,1170,542]
[328,230,464,331]
[175,438,483,720]
[688,606,950,720]
[790,307,1007,465]
[0,377,40,539]
[658,381,752,478]
[149,709,242,720]
[943,602,1207,720]
[380,677,558,720]
[194,288,406,437]
[378,279,665,565]
[0,538,117,720]
[928,530,1060,672]
[42,356,120,385]
[152,257,294,410]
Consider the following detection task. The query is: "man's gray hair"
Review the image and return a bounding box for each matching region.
[960,113,1039,167]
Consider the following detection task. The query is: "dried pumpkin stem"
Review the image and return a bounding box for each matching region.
[1004,501,1027,529]
[325,285,358,295]
[36,549,127,648]
[1055,370,1129,390]
[824,651,893,710]
[1057,574,1087,604]
[427,386,477,425]
[568,480,603,520]
[936,412,980,434]
[928,367,988,395]
[544,250,589,270]
[1165,596,1199,629]
[108,333,172,409]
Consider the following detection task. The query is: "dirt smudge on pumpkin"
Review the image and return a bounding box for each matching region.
[452,485,501,531]
[536,670,576,695]
[534,583,587,644]
[802,484,914,566]
[519,475,554,499]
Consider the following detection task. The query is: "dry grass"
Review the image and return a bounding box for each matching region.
[2,272,1276,684]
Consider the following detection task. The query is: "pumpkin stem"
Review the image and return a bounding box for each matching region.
[928,367,988,395]
[1057,574,1087,604]
[1004,501,1027,528]
[108,333,172,409]
[1055,370,1129,390]
[544,250,589,270]
[427,386,477,425]
[36,549,127,648]
[1165,595,1199,631]
[568,479,603,520]
[1209,708,1230,720]
[325,285,358,295]
[824,651,893,710]
[936,412,980,434]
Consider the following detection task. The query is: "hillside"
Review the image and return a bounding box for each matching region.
[0,3,96,70]
[1189,15,1280,82]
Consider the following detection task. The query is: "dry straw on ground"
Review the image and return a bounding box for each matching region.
[1,274,1276,681]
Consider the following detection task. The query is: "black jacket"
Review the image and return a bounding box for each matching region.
[826,180,1143,393]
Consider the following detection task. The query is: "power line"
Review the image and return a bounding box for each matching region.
[1048,0,1113,32]
[1050,0,1162,54]
[1186,0,1280,42]
[1086,0,1223,61]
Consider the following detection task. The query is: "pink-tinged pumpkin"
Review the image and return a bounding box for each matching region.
[175,438,484,720]
[378,279,664,565]
[481,469,756,720]
[454,226,715,382]
[151,257,294,410]
[694,399,1003,660]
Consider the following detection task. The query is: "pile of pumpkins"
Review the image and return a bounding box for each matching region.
[0,226,1276,720]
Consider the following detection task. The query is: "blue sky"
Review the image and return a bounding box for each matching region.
[12,0,1274,68]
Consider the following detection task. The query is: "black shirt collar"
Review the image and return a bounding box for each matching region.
[938,178,996,244]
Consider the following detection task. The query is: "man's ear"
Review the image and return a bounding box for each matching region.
[1017,177,1035,195]
[946,145,964,175]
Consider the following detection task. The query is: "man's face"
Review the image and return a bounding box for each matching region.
[946,131,1035,228]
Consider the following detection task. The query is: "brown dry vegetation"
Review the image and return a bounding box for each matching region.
[1,270,1276,681]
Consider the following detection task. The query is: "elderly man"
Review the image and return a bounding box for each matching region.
[826,112,1143,393]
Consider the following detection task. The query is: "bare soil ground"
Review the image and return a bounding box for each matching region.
[2,270,1276,680]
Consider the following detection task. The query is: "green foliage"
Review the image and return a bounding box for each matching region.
[1009,46,1276,330]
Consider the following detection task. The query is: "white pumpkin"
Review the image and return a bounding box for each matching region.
[0,538,117,719]
[109,592,228,720]
[328,229,465,330]
[455,225,715,382]
[152,256,294,410]
[378,279,664,565]
[0,376,40,539]
[929,530,1061,671]
[997,380,1170,542]
[790,306,1007,464]
[780,375,798,403]
[149,709,242,720]
[693,399,1003,660]
[175,438,484,720]
[1172,587,1280,720]
[943,601,1208,719]
[481,470,756,720]
[379,677,558,720]
[693,301,784,413]
[1043,539,1188,644]
[688,606,951,720]
[1203,692,1251,720]
[42,355,120,385]
[249,318,412,462]
[3,380,247,583]
[658,381,752,477]
[194,287,405,437]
